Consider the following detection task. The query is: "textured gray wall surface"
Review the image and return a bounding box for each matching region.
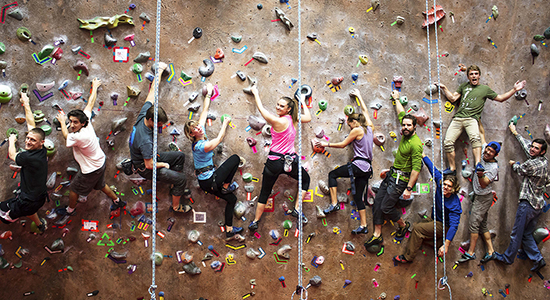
[0,0,548,299]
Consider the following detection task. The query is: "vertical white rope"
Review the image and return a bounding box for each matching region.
[296,0,305,299]
[433,1,452,298]
[423,0,437,299]
[148,0,162,299]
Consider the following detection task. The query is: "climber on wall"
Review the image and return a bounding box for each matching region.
[493,123,549,273]
[56,78,124,216]
[128,62,188,213]
[315,88,374,235]
[184,83,243,240]
[0,90,48,233]
[245,84,311,231]
[365,90,423,251]
[437,65,526,176]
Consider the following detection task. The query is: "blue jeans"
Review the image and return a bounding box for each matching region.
[501,200,543,264]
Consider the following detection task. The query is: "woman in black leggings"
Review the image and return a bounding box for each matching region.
[245,84,311,231]
[315,89,374,234]
[184,83,242,239]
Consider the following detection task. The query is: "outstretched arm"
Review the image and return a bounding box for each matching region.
[198,83,213,127]
[250,86,279,126]
[319,127,362,149]
[392,90,405,115]
[493,80,526,102]
[8,134,17,161]
[57,112,68,140]
[350,89,373,128]
[20,92,35,130]
[84,78,101,114]
[202,116,230,153]
[437,83,461,103]
[299,93,312,123]
[146,62,168,104]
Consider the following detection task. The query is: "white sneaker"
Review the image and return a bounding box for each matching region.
[77,195,88,203]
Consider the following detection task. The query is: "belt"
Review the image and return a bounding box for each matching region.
[195,165,214,176]
[268,151,296,159]
[390,166,410,183]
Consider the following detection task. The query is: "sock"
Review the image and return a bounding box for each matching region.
[113,198,120,204]
[66,207,75,213]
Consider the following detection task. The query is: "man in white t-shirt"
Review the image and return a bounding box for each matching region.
[57,78,124,215]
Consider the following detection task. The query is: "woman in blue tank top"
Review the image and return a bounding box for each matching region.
[315,89,374,234]
[184,83,243,240]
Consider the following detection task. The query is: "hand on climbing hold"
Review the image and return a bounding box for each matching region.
[205,83,213,97]
[391,90,400,100]
[313,139,326,148]
[508,160,516,166]
[250,85,259,96]
[8,133,17,143]
[349,88,361,99]
[508,123,517,135]
[92,78,102,89]
[513,80,526,92]
[222,114,231,125]
[435,82,446,91]
[157,62,168,71]
[438,245,446,257]
[20,92,29,106]
[57,112,67,124]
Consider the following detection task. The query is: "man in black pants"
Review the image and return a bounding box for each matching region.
[129,62,188,212]
[0,91,48,233]
[365,90,423,250]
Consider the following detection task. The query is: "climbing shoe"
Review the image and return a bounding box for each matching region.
[394,255,412,264]
[221,182,239,195]
[37,218,47,234]
[291,209,308,224]
[226,226,244,238]
[442,168,456,176]
[480,252,497,263]
[457,252,476,263]
[364,235,383,248]
[351,226,368,235]
[59,206,76,216]
[116,158,134,175]
[171,204,192,213]
[323,203,340,215]
[475,162,485,173]
[111,198,127,210]
[248,220,259,231]
[395,221,410,238]
[531,258,546,272]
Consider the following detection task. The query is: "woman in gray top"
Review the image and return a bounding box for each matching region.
[315,89,374,234]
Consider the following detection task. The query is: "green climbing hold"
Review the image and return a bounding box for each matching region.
[343,105,354,116]
[41,124,52,136]
[231,35,242,43]
[37,44,54,60]
[534,35,545,42]
[67,266,74,272]
[0,84,12,103]
[154,252,164,266]
[0,42,5,55]
[44,139,56,157]
[180,71,192,81]
[77,14,135,30]
[6,128,18,138]
[16,27,31,42]
[132,63,143,74]
[33,110,45,123]
[0,257,9,269]
[220,114,231,123]
[242,172,253,183]
[14,260,23,268]
[399,96,408,106]
[283,220,292,229]
[318,100,328,111]
[509,115,518,125]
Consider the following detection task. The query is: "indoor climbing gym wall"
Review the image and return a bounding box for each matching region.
[0,0,549,299]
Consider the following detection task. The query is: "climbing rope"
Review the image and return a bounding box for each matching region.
[148,0,162,299]
[433,0,452,298]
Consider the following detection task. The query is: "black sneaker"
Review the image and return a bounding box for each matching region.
[60,206,76,216]
[531,258,546,272]
[395,221,410,238]
[248,220,259,231]
[111,198,127,210]
[291,209,308,224]
[442,168,456,176]
[323,204,340,215]
[364,235,383,248]
[37,218,47,234]
[351,226,368,235]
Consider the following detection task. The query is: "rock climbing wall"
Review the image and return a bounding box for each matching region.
[0,0,549,299]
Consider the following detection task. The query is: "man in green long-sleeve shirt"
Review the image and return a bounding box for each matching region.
[365,90,423,250]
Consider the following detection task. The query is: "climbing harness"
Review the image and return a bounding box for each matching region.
[425,0,452,298]
[148,0,162,299]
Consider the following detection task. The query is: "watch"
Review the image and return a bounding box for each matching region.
[406,186,413,192]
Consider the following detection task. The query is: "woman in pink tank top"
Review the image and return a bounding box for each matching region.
[245,84,311,231]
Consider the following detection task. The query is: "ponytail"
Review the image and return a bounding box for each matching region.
[348,113,370,133]
[281,96,299,124]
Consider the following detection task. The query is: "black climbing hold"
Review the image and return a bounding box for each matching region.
[193,27,203,39]
[294,84,312,101]
[257,4,263,9]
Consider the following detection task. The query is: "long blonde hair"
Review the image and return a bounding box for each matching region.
[184,120,200,143]
[347,113,369,133]
[281,96,299,124]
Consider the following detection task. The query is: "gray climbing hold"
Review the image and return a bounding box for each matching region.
[533,227,549,244]
[244,185,254,193]
[314,127,324,139]
[246,248,260,259]
[316,205,326,218]
[531,44,540,64]
[202,253,214,261]
[424,139,433,147]
[318,180,329,195]
[139,13,151,23]
[104,32,117,47]
[188,230,200,243]
[247,115,266,131]
[425,84,438,96]
[274,7,293,31]
[345,241,355,251]
[226,234,245,242]
[262,125,272,137]
[111,118,127,133]
[188,103,201,112]
[370,0,380,10]
[153,252,164,266]
[110,251,128,260]
[134,51,151,63]
[183,262,201,275]
[243,76,257,95]
[309,275,322,287]
[252,52,268,64]
[7,8,23,20]
[236,70,246,81]
[189,92,199,102]
[337,193,348,203]
[46,172,56,189]
[51,238,65,251]
[462,169,472,178]
[277,244,292,259]
[198,59,214,77]
[544,27,550,40]
[231,35,242,43]
[514,89,527,100]
[234,201,246,218]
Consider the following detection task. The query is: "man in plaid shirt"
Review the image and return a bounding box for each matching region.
[494,123,549,273]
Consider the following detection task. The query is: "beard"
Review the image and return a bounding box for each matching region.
[402,128,415,137]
